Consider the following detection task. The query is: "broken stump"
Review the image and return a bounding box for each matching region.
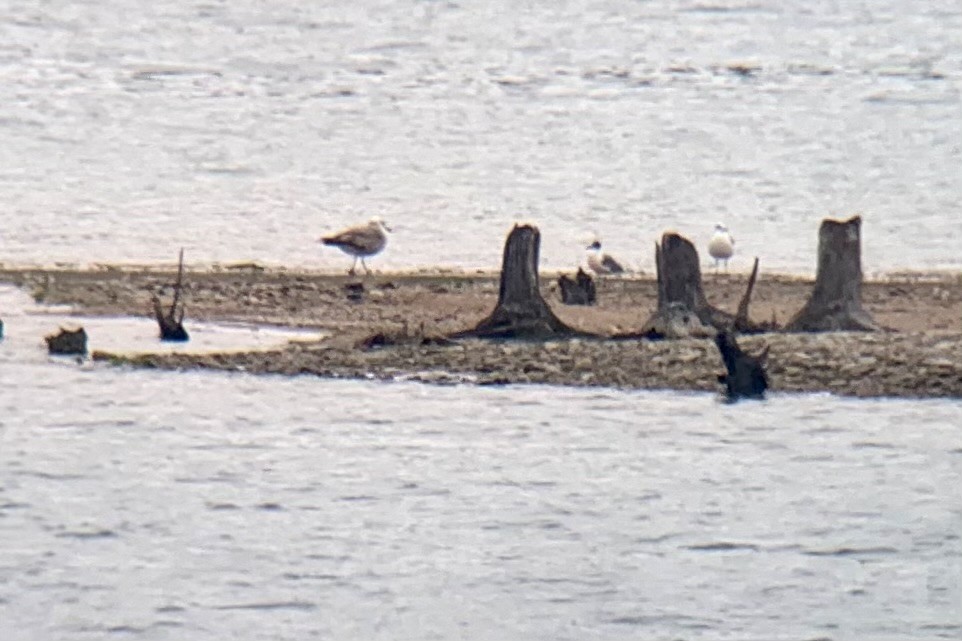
[639,232,766,338]
[558,268,596,306]
[452,224,583,339]
[785,215,879,332]
[715,330,769,402]
[153,248,190,341]
[46,326,87,355]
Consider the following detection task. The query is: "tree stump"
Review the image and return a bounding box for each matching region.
[453,224,582,339]
[46,326,87,355]
[785,215,879,332]
[558,268,596,306]
[153,248,190,341]
[638,232,766,338]
[715,330,769,402]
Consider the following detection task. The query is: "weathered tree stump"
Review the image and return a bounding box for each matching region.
[46,326,87,355]
[715,330,769,402]
[153,248,190,342]
[558,268,596,306]
[638,232,766,338]
[453,224,582,339]
[785,215,879,332]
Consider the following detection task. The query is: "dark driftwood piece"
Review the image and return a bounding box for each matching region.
[453,224,582,339]
[46,326,87,355]
[715,330,769,401]
[152,248,189,342]
[785,215,878,332]
[558,268,596,306]
[639,232,766,338]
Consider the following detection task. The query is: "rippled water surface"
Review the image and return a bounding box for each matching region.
[1,0,960,272]
[1,361,960,640]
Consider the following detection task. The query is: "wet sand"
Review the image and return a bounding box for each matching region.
[1,265,960,398]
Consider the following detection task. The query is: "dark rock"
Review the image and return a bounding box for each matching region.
[46,326,88,355]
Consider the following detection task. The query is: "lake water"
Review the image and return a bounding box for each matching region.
[1,3,961,639]
[0,363,960,640]
[0,0,960,274]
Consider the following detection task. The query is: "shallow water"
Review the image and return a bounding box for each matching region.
[0,357,960,640]
[1,0,960,273]
[0,285,323,361]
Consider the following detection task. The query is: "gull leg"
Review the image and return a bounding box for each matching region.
[348,256,358,276]
[362,258,371,274]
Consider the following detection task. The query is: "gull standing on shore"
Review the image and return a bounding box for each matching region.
[585,239,626,275]
[708,223,735,272]
[320,216,391,275]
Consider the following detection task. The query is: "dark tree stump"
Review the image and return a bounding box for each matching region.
[46,326,87,355]
[639,232,766,338]
[785,215,879,332]
[453,224,582,339]
[558,268,596,306]
[715,330,769,402]
[153,248,190,342]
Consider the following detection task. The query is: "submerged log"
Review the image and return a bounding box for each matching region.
[46,326,87,355]
[715,330,769,401]
[558,268,596,306]
[453,224,582,339]
[785,215,879,332]
[639,232,767,338]
[153,248,190,342]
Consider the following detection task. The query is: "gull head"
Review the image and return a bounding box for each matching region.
[371,216,392,233]
[586,240,602,251]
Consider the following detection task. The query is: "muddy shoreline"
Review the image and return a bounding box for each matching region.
[2,265,960,398]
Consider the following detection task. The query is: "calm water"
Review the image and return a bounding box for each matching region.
[0,0,960,273]
[0,364,959,640]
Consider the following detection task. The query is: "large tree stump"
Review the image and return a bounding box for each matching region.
[46,326,87,355]
[453,224,582,339]
[785,215,879,332]
[152,248,190,342]
[639,232,766,338]
[558,268,596,306]
[715,330,769,402]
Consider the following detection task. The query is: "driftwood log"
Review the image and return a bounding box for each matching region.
[558,268,596,306]
[785,215,879,332]
[453,224,582,339]
[639,232,766,338]
[46,326,87,355]
[715,330,769,401]
[152,248,189,342]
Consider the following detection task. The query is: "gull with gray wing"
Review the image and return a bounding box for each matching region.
[708,223,735,272]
